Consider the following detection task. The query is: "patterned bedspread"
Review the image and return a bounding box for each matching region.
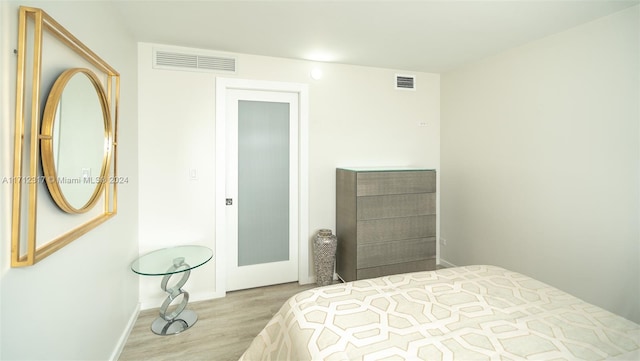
[239,265,640,360]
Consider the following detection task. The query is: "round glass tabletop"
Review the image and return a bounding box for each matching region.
[131,245,213,276]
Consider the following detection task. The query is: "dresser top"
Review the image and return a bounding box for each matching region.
[337,167,435,172]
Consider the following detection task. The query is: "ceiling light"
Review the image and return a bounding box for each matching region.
[310,68,323,80]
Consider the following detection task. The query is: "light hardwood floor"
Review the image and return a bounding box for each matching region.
[118,282,317,361]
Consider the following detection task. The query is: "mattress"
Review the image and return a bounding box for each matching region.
[239,265,640,360]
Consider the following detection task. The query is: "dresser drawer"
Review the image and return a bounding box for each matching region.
[357,259,437,280]
[357,193,435,220]
[357,237,436,268]
[356,171,435,196]
[357,215,436,243]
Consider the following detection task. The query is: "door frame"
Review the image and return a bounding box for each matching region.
[215,77,311,296]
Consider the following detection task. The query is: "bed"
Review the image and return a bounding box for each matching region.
[240,265,639,360]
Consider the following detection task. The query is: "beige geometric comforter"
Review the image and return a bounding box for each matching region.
[239,265,640,360]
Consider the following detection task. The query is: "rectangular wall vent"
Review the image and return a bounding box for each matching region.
[395,74,416,90]
[153,49,236,73]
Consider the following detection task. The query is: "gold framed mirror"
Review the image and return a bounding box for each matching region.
[11,6,120,267]
[41,68,113,214]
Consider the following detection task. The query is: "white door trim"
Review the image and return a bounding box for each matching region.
[215,77,311,297]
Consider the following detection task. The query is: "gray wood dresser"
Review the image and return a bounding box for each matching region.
[336,168,436,282]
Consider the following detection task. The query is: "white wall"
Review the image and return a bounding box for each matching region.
[0,1,139,360]
[138,42,440,306]
[441,6,639,323]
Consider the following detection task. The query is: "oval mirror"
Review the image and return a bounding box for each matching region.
[41,68,113,214]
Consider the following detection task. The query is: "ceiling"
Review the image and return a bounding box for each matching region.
[111,0,639,73]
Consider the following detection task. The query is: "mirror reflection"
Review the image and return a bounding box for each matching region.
[41,68,112,213]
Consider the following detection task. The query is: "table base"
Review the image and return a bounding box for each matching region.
[151,309,198,335]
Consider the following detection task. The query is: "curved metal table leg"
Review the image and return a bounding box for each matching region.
[151,257,198,335]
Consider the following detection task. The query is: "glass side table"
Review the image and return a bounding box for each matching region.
[131,245,213,335]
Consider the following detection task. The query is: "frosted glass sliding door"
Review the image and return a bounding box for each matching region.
[224,86,299,291]
[237,100,290,266]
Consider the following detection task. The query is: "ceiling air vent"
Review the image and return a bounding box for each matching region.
[153,49,236,74]
[395,74,416,90]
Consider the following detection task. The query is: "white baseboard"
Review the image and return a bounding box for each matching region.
[438,258,457,268]
[109,303,140,361]
[190,291,224,302]
[300,275,316,285]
